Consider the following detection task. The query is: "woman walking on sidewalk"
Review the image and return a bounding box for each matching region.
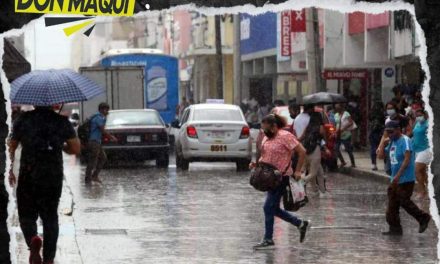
[8,106,81,264]
[251,114,310,249]
[412,109,432,200]
[334,103,356,168]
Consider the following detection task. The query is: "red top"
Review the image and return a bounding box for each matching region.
[259,130,299,176]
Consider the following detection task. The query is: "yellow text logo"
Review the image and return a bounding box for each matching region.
[15,0,135,16]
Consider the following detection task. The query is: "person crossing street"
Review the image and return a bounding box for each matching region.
[378,120,431,236]
[85,103,117,184]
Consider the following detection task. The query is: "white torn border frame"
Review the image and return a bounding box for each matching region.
[0,0,438,263]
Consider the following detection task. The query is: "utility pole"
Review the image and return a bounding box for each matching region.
[233,14,241,105]
[215,15,224,99]
[306,7,325,93]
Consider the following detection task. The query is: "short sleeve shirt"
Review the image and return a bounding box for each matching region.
[412,121,429,153]
[89,113,106,143]
[259,130,299,176]
[386,135,416,184]
[293,113,310,139]
[12,108,76,186]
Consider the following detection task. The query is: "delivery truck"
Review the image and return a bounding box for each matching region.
[79,49,179,124]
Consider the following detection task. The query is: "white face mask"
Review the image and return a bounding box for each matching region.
[387,109,396,116]
[416,116,425,123]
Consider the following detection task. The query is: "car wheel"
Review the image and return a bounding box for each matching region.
[176,147,189,171]
[236,159,251,172]
[156,152,170,168]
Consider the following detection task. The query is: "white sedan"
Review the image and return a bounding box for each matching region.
[173,104,252,171]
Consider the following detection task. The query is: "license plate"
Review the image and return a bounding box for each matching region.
[211,131,225,138]
[127,135,141,143]
[211,145,227,152]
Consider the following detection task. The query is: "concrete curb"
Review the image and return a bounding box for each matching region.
[339,167,390,184]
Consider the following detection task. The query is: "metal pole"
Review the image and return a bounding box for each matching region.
[305,7,324,93]
[215,15,223,99]
[233,14,242,105]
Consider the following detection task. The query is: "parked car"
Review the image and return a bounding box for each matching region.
[101,109,170,168]
[173,104,252,171]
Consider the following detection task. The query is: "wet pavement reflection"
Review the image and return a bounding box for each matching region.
[64,157,438,264]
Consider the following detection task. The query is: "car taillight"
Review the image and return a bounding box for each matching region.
[187,126,198,138]
[102,134,110,143]
[240,126,250,139]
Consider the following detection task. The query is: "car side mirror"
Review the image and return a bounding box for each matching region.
[171,120,180,128]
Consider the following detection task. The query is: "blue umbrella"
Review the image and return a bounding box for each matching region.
[10,69,104,106]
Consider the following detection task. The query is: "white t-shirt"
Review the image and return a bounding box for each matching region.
[293,112,310,139]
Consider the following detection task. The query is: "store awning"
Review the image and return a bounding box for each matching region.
[2,38,31,82]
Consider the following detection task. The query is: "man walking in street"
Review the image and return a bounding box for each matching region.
[85,103,116,184]
[378,120,431,236]
[8,105,80,264]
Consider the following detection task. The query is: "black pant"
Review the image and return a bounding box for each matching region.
[386,182,429,232]
[0,183,10,264]
[17,182,62,262]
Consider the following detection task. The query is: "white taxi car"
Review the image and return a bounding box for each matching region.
[173,104,252,171]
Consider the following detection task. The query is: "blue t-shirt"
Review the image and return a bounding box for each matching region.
[89,113,106,143]
[386,135,415,184]
[412,121,429,153]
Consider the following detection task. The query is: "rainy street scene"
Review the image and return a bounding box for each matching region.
[1,6,438,264]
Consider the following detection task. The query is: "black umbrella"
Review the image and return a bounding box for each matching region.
[302,92,347,105]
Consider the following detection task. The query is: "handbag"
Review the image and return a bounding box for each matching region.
[250,162,290,192]
[283,177,308,212]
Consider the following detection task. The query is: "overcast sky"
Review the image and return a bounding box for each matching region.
[24,17,73,70]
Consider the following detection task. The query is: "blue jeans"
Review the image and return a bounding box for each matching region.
[264,177,302,240]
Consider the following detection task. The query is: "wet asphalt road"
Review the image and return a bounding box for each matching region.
[63,156,438,264]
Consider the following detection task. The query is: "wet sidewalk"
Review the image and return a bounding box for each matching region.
[338,147,389,184]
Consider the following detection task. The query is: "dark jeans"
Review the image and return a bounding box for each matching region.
[17,182,62,262]
[264,177,302,240]
[386,182,430,232]
[85,141,107,180]
[369,131,382,165]
[336,136,355,166]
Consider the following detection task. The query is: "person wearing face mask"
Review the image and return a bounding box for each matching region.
[378,120,431,236]
[412,109,432,200]
[377,101,411,175]
[250,114,310,249]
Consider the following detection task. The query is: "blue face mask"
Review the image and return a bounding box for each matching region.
[416,116,425,123]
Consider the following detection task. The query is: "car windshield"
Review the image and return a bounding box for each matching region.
[279,109,294,124]
[106,111,163,127]
[193,109,243,122]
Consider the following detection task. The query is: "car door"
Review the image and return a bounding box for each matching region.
[178,108,191,150]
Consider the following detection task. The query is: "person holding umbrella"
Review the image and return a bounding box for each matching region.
[8,69,103,264]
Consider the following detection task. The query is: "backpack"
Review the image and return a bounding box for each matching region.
[77,114,99,144]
